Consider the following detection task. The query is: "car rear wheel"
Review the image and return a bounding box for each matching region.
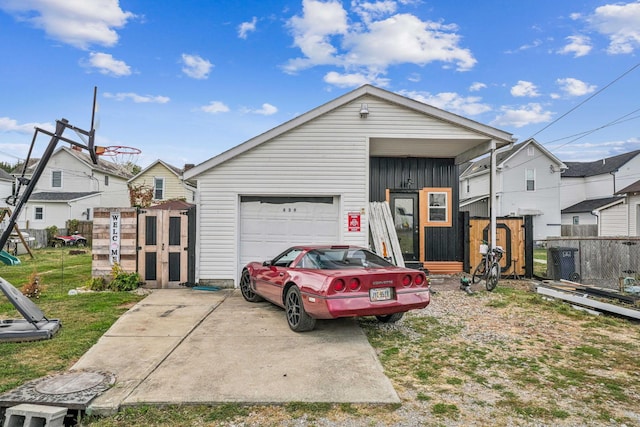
[285,286,316,332]
[240,270,263,302]
[376,312,404,323]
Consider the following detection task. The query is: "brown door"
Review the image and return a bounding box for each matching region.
[138,209,189,288]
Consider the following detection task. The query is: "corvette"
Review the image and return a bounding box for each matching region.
[240,245,431,332]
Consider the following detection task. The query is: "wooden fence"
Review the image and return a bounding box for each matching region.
[545,237,640,289]
[468,217,527,278]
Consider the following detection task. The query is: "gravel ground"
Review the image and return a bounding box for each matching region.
[229,277,640,427]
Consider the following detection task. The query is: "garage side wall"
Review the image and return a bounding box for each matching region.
[194,95,485,286]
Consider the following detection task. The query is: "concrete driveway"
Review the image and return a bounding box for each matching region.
[72,289,400,415]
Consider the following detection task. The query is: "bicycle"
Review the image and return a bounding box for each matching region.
[471,243,504,291]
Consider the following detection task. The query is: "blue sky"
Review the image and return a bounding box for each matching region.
[1,0,639,169]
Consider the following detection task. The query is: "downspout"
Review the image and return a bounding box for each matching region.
[490,140,497,248]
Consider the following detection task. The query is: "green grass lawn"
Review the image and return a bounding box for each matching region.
[0,248,143,393]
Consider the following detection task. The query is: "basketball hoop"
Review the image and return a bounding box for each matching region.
[95,145,142,176]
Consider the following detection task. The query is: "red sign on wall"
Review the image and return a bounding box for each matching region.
[348,212,361,232]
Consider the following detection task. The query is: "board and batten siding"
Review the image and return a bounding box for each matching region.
[194,95,491,286]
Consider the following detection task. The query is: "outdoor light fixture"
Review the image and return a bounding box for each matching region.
[359,103,369,118]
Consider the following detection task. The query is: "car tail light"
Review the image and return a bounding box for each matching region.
[348,278,360,290]
[402,275,412,286]
[414,274,425,286]
[333,279,345,292]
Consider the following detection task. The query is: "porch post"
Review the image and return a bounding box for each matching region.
[490,140,497,248]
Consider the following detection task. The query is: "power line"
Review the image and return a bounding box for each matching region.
[529,60,640,140]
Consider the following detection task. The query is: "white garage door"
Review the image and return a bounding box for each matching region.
[239,196,340,269]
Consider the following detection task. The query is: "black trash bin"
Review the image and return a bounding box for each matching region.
[548,247,580,281]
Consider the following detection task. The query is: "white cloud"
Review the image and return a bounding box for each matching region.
[323,71,389,87]
[556,77,596,97]
[505,39,542,54]
[0,0,135,49]
[0,117,51,133]
[201,101,230,114]
[399,90,491,116]
[84,52,131,76]
[469,82,486,92]
[181,54,213,79]
[243,103,278,115]
[238,16,257,39]
[103,92,169,103]
[586,1,640,54]
[284,0,476,80]
[558,35,592,57]
[491,103,553,128]
[511,80,540,98]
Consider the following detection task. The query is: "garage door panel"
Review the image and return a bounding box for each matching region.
[240,198,339,271]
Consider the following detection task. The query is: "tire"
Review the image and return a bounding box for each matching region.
[486,262,501,291]
[53,241,62,248]
[285,286,316,332]
[569,272,581,283]
[376,312,405,323]
[239,270,263,302]
[76,241,86,247]
[472,262,486,284]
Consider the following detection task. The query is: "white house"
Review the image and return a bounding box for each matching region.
[460,138,566,240]
[0,169,13,208]
[596,180,640,236]
[560,150,640,227]
[13,146,131,230]
[183,85,513,287]
[127,159,196,205]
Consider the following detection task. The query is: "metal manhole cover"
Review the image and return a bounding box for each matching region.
[35,372,107,395]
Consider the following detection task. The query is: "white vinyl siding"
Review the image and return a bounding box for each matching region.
[599,202,628,236]
[194,95,484,285]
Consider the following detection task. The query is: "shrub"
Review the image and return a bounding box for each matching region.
[67,219,80,234]
[109,263,142,291]
[87,276,109,291]
[45,225,59,246]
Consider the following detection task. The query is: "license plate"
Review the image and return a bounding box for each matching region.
[370,287,392,302]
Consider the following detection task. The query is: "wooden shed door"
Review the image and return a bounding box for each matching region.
[138,209,189,288]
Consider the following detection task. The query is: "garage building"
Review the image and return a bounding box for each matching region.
[183,85,513,287]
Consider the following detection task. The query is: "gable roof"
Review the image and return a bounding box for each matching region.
[561,196,625,214]
[128,159,182,182]
[0,169,12,181]
[562,150,640,178]
[184,84,514,179]
[616,179,640,195]
[17,146,133,179]
[460,138,565,179]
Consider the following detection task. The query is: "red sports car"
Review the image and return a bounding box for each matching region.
[240,245,430,332]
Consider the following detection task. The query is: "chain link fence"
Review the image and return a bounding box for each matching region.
[538,237,640,290]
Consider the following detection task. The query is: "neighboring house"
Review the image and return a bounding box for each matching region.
[560,150,640,214]
[596,180,640,236]
[12,146,131,230]
[0,169,13,208]
[460,138,566,240]
[183,84,513,287]
[127,159,196,205]
[560,196,624,227]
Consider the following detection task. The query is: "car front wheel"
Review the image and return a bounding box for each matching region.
[285,286,316,332]
[376,312,404,323]
[240,270,263,302]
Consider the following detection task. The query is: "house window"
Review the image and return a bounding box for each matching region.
[51,170,62,188]
[465,179,470,194]
[422,187,452,227]
[526,169,535,191]
[104,175,109,186]
[154,177,165,200]
[527,146,535,157]
[573,216,579,225]
[34,206,44,221]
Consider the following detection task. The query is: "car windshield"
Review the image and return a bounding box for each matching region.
[297,248,393,269]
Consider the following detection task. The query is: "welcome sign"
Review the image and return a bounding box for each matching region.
[110,211,121,265]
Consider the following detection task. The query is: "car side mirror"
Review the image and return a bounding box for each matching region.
[262,260,272,267]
